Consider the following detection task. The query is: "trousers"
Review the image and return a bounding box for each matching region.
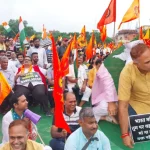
[15,83,49,112]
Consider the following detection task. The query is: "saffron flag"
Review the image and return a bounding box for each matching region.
[30,35,35,41]
[100,26,107,42]
[0,72,12,105]
[2,22,11,32]
[71,33,77,50]
[80,25,86,41]
[51,35,71,133]
[139,26,143,40]
[57,36,62,42]
[19,16,28,50]
[13,33,20,42]
[143,29,150,40]
[118,0,139,29]
[97,0,116,29]
[60,40,72,77]
[86,32,95,60]
[42,24,47,39]
[77,25,87,47]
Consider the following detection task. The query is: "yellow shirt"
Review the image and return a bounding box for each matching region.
[118,62,150,114]
[0,139,44,150]
[0,43,6,51]
[88,67,97,87]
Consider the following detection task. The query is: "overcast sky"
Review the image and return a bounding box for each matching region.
[0,0,150,37]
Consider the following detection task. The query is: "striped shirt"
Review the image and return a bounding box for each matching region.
[53,106,81,133]
[46,49,53,63]
[63,106,81,132]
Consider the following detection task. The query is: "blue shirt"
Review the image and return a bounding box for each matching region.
[64,127,111,150]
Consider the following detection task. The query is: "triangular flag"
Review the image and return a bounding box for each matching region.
[2,22,11,32]
[86,32,95,60]
[0,72,12,105]
[80,25,86,41]
[42,24,47,39]
[71,33,77,50]
[77,25,87,47]
[118,0,139,29]
[30,35,35,40]
[100,25,107,42]
[60,40,72,77]
[97,0,116,28]
[51,35,71,133]
[143,29,150,40]
[13,33,20,42]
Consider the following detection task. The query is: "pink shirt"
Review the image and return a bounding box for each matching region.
[92,63,118,105]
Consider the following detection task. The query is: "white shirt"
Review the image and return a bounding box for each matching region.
[8,60,17,74]
[78,65,87,88]
[67,64,87,89]
[2,110,37,144]
[9,59,19,67]
[27,47,48,68]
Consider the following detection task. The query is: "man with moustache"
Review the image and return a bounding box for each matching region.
[1,93,37,144]
[0,120,46,150]
[27,37,48,68]
[50,92,81,150]
[65,107,111,150]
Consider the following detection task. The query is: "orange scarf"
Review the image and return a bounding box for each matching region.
[20,65,33,74]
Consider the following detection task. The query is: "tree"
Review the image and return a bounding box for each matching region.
[25,26,36,37]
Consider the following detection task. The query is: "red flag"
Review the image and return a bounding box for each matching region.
[60,40,72,77]
[97,0,116,29]
[86,32,95,60]
[51,36,71,133]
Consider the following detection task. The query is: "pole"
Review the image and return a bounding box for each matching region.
[11,29,17,36]
[37,132,45,146]
[138,0,141,40]
[113,22,116,44]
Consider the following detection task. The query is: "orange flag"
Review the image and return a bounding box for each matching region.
[42,24,47,39]
[97,0,116,28]
[60,40,72,77]
[118,0,139,29]
[77,25,87,47]
[139,26,143,39]
[80,25,86,41]
[86,32,95,60]
[0,72,12,105]
[100,26,107,42]
[50,35,71,133]
[71,33,77,50]
[13,33,20,42]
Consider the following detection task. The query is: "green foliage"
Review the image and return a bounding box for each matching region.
[0,18,113,43]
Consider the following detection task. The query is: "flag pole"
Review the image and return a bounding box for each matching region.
[113,22,116,44]
[11,29,17,37]
[138,0,141,40]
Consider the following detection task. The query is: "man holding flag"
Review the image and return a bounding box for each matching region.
[50,92,81,150]
[0,56,14,114]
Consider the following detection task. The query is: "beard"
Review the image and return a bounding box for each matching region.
[35,45,40,48]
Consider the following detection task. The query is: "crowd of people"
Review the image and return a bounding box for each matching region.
[0,33,150,150]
